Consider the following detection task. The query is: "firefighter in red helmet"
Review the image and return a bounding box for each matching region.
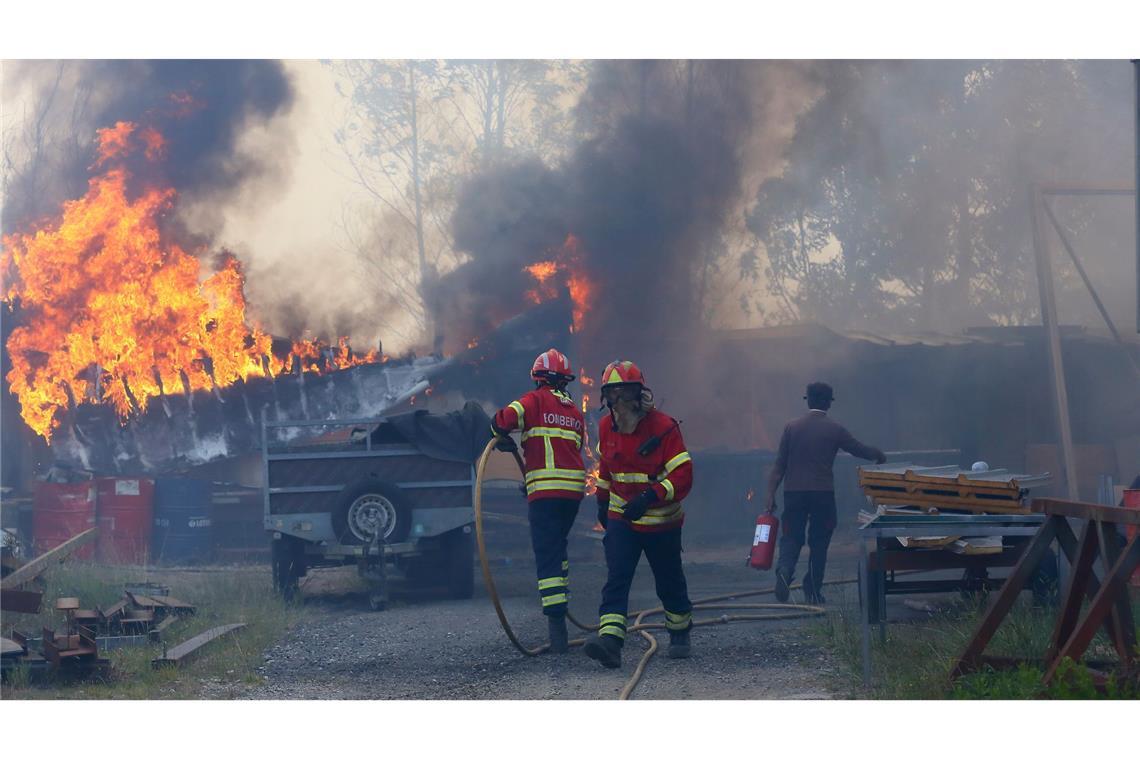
[491,349,586,653]
[582,360,694,669]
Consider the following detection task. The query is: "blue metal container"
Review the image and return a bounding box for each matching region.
[152,479,213,564]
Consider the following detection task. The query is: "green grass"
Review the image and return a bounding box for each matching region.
[2,563,304,699]
[811,585,1140,699]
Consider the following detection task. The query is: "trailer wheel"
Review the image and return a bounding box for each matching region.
[334,479,411,545]
[443,527,475,600]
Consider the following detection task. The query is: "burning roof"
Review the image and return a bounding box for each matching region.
[1,121,383,443]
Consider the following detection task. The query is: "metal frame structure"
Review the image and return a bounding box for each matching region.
[857,512,1047,686]
[1031,184,1138,502]
[951,497,1140,687]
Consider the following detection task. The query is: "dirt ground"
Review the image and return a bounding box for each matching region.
[221,521,859,700]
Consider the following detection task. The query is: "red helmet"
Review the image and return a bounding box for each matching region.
[531,349,575,384]
[600,360,645,388]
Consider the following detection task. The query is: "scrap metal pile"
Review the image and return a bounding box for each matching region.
[1,582,197,679]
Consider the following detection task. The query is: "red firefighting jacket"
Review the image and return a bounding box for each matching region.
[596,409,693,532]
[494,386,586,503]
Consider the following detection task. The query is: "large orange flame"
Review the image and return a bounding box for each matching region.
[1,121,381,440]
[521,234,596,333]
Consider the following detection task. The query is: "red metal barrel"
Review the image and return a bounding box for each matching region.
[96,478,155,565]
[1125,489,1139,587]
[32,481,98,560]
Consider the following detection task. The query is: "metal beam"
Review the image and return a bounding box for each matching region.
[1031,186,1079,500]
[0,529,98,590]
[152,623,246,669]
[1041,198,1140,378]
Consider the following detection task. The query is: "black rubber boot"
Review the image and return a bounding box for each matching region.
[774,568,792,603]
[583,633,623,669]
[547,615,569,654]
[667,627,691,659]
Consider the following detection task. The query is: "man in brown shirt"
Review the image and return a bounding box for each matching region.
[764,382,885,604]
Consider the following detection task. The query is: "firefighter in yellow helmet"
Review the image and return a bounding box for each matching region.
[582,360,695,669]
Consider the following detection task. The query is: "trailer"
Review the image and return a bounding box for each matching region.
[262,403,490,610]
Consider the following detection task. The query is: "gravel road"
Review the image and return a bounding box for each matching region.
[227,524,856,700]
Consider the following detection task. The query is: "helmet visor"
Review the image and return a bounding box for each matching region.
[602,384,641,404]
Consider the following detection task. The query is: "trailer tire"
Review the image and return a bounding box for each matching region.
[334,479,412,545]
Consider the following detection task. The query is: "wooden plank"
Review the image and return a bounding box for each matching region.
[951,515,1060,678]
[948,537,1004,555]
[0,529,98,590]
[1046,520,1100,663]
[152,623,245,668]
[1044,535,1140,682]
[897,535,959,549]
[1033,498,1140,525]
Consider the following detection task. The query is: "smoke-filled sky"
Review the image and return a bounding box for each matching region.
[3,58,1137,358]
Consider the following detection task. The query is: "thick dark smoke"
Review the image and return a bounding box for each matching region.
[442,61,756,373]
[2,60,295,236]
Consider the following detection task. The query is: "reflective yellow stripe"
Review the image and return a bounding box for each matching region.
[665,610,692,630]
[508,401,525,427]
[526,480,587,495]
[611,472,651,484]
[637,506,684,525]
[594,477,610,490]
[600,613,626,626]
[542,593,569,606]
[544,435,555,469]
[660,477,675,502]
[599,625,626,639]
[538,576,568,590]
[612,501,683,524]
[663,451,692,473]
[561,560,569,572]
[521,427,583,446]
[526,468,585,483]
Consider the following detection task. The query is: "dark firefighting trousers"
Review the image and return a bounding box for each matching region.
[528,498,581,617]
[596,518,692,642]
[776,490,837,596]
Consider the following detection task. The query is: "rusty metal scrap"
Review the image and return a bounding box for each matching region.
[152,623,246,669]
[0,528,97,590]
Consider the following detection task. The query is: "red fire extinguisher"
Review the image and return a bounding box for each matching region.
[749,512,779,570]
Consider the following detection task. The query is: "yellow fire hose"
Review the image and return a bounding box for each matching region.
[474,437,840,698]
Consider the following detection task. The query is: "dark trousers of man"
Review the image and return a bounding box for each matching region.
[597,519,692,641]
[528,498,581,617]
[776,490,837,596]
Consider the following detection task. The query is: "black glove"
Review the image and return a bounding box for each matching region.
[495,436,518,453]
[596,504,609,528]
[621,488,657,523]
